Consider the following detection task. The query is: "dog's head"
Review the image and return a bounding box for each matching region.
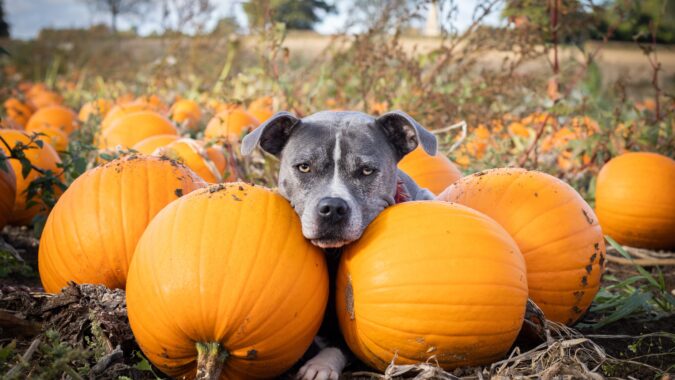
[241,110,436,248]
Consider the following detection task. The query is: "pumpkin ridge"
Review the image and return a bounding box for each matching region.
[509,193,579,240]
[357,314,523,337]
[218,189,261,345]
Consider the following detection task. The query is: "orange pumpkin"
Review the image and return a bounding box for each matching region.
[100,102,162,131]
[169,99,202,130]
[78,99,113,123]
[25,125,69,151]
[438,168,605,325]
[131,134,180,155]
[38,155,205,293]
[27,90,63,109]
[398,146,462,195]
[25,105,78,134]
[204,109,259,142]
[154,138,222,183]
[3,98,33,127]
[248,96,274,123]
[248,107,273,124]
[0,152,16,230]
[0,130,62,225]
[205,144,237,181]
[595,152,675,250]
[98,111,178,150]
[126,183,328,379]
[337,201,527,371]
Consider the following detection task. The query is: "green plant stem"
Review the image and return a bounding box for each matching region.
[195,342,228,380]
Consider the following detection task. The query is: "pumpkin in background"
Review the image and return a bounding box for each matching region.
[169,99,202,130]
[595,152,675,250]
[0,152,17,230]
[98,111,178,150]
[0,130,62,225]
[438,168,605,325]
[4,98,33,127]
[136,94,169,114]
[248,107,273,124]
[398,146,462,195]
[205,144,238,181]
[25,124,69,151]
[337,201,527,371]
[78,99,113,123]
[131,134,180,155]
[100,102,162,131]
[1,119,24,130]
[154,138,222,183]
[27,90,62,109]
[127,183,328,379]
[25,105,78,134]
[204,109,259,142]
[248,96,274,123]
[38,155,205,293]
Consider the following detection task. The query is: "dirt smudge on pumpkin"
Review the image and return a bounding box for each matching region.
[174,188,183,197]
[599,253,605,267]
[581,276,588,286]
[585,264,593,274]
[589,252,597,264]
[573,290,585,301]
[245,349,257,360]
[582,209,594,225]
[345,274,355,320]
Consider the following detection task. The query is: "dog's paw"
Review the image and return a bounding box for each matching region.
[297,347,346,380]
[297,362,340,380]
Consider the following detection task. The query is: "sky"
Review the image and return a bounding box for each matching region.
[5,0,503,40]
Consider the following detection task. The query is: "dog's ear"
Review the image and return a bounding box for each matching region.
[374,110,437,160]
[241,111,301,157]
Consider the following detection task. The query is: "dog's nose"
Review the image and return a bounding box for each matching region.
[317,197,349,222]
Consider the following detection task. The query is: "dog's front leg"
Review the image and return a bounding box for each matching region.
[297,346,347,380]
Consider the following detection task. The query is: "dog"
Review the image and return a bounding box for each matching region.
[241,110,437,380]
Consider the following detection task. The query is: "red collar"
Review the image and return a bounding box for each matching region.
[394,179,411,204]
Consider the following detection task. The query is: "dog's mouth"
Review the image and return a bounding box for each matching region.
[310,237,352,249]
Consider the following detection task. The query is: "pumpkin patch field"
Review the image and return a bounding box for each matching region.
[0,1,674,379]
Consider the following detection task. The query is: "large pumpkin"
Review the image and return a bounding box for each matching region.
[438,168,605,325]
[0,152,16,230]
[0,130,62,225]
[398,146,462,195]
[337,201,527,371]
[126,183,328,379]
[98,111,178,150]
[38,155,205,293]
[595,152,675,250]
[25,105,78,134]
[204,109,259,142]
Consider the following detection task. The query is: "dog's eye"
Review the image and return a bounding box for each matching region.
[297,163,311,173]
[361,167,375,176]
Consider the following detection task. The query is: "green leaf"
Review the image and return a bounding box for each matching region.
[592,291,653,329]
[0,340,16,363]
[19,159,33,179]
[606,236,661,289]
[133,351,153,371]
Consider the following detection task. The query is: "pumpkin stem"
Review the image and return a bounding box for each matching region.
[195,342,228,380]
